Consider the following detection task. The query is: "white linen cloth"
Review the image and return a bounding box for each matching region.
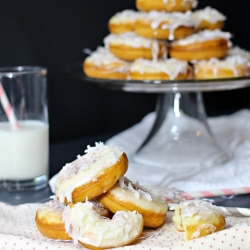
[49,109,250,193]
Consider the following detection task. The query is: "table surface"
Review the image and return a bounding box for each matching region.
[1,133,250,207]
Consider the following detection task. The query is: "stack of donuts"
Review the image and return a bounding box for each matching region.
[83,0,250,80]
[35,142,227,248]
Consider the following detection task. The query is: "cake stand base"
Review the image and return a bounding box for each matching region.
[132,92,232,169]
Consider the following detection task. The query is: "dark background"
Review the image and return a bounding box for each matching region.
[0,0,250,176]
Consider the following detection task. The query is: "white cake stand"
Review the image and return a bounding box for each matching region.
[66,63,250,169]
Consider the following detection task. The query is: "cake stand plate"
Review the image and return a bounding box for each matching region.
[66,63,250,169]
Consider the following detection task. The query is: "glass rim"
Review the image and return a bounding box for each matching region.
[0,66,47,77]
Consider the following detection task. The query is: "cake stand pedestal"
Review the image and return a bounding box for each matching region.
[66,63,250,169]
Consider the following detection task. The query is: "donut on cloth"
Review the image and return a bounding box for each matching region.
[128,58,193,80]
[135,11,195,40]
[108,10,144,34]
[83,47,130,79]
[35,198,112,240]
[55,142,128,204]
[169,29,232,61]
[97,176,168,228]
[191,6,226,31]
[172,200,226,241]
[104,32,167,61]
[194,55,250,79]
[136,0,198,13]
[62,201,143,249]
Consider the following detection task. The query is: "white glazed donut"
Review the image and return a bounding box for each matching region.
[62,201,144,249]
[55,142,128,204]
[97,177,168,228]
[172,200,226,241]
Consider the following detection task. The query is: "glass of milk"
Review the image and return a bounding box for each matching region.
[0,66,49,191]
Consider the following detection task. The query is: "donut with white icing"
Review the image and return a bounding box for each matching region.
[172,200,226,241]
[227,46,250,61]
[104,32,167,61]
[136,0,198,13]
[55,142,128,204]
[108,10,144,34]
[128,58,193,80]
[169,29,232,61]
[97,177,168,228]
[135,11,195,40]
[62,201,143,249]
[191,7,226,31]
[83,47,130,79]
[35,198,112,240]
[194,56,250,79]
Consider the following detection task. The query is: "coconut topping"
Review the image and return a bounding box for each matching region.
[55,142,123,202]
[85,47,130,73]
[191,7,226,25]
[179,200,224,221]
[173,29,232,46]
[138,11,196,40]
[109,10,145,24]
[129,58,189,80]
[40,197,65,213]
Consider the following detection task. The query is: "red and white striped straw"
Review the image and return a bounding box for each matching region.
[0,82,19,130]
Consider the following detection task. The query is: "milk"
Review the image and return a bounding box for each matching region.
[0,120,49,180]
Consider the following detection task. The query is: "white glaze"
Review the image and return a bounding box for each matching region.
[227,46,250,61]
[129,58,189,80]
[109,10,145,24]
[162,0,198,8]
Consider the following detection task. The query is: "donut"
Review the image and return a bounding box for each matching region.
[136,0,198,13]
[35,198,70,240]
[169,29,232,61]
[128,58,193,80]
[191,7,226,31]
[97,177,168,228]
[172,200,226,241]
[227,46,250,62]
[62,201,144,249]
[108,10,144,34]
[104,32,167,61]
[83,47,130,79]
[35,198,112,240]
[135,11,195,40]
[194,56,250,79]
[55,142,128,204]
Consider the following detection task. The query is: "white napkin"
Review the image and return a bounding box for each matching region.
[106,109,250,192]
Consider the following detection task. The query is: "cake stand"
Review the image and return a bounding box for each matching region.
[66,63,250,169]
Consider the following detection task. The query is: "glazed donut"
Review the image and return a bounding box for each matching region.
[191,7,226,31]
[108,10,144,34]
[55,142,128,204]
[135,11,195,40]
[172,200,226,241]
[136,0,198,13]
[97,177,168,228]
[35,198,112,240]
[35,198,70,240]
[83,47,130,79]
[227,46,250,62]
[62,201,143,249]
[128,58,193,80]
[104,32,167,61]
[169,29,232,61]
[194,56,250,79]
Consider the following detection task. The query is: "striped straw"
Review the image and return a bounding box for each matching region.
[0,82,19,130]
